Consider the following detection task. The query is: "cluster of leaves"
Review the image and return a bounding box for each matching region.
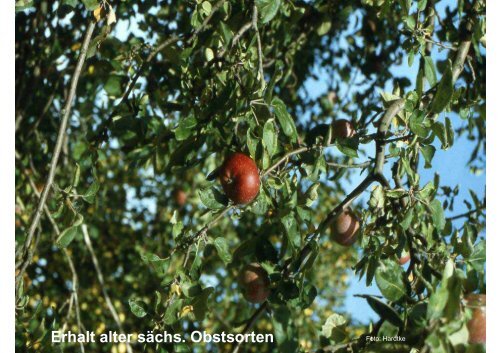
[15,0,485,352]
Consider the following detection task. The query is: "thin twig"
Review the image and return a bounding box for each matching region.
[188,0,226,42]
[63,250,86,353]
[21,172,85,352]
[467,56,476,81]
[82,225,134,353]
[262,146,310,177]
[252,5,265,90]
[230,302,269,353]
[231,22,253,48]
[326,160,372,169]
[23,21,96,261]
[447,206,484,221]
[423,37,457,51]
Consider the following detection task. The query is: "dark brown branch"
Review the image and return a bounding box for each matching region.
[230,302,269,353]
[447,206,485,221]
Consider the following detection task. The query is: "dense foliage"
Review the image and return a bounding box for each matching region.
[15,0,486,352]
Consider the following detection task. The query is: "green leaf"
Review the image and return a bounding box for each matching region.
[385,189,406,198]
[82,0,100,10]
[104,75,124,98]
[429,199,445,231]
[369,185,385,209]
[432,121,449,149]
[445,117,455,148]
[420,145,436,169]
[467,240,485,272]
[424,56,437,87]
[281,212,300,248]
[263,119,277,157]
[192,287,214,321]
[163,299,182,325]
[175,116,198,141]
[427,259,454,320]
[62,0,78,7]
[418,0,428,11]
[198,187,227,210]
[400,208,414,230]
[375,260,406,301]
[140,252,170,276]
[83,181,100,203]
[255,0,281,24]
[128,298,147,318]
[72,163,81,188]
[336,139,359,158]
[304,183,320,207]
[272,97,298,142]
[213,237,232,265]
[251,191,268,215]
[405,15,416,30]
[431,61,454,114]
[15,0,34,11]
[359,295,404,327]
[247,127,259,159]
[316,20,332,36]
[321,313,347,343]
[409,111,429,138]
[56,226,81,249]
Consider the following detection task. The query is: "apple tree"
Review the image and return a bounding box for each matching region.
[15,0,486,352]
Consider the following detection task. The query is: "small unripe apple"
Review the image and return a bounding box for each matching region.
[332,119,356,139]
[331,208,360,246]
[219,152,260,205]
[173,189,187,207]
[465,294,486,344]
[238,263,271,303]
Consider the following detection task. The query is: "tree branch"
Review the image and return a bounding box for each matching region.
[19,172,85,352]
[252,5,265,90]
[261,146,310,177]
[230,302,269,353]
[447,206,485,221]
[82,225,134,353]
[22,21,96,261]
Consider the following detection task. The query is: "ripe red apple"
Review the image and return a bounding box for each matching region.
[219,152,260,205]
[173,189,187,207]
[465,294,486,344]
[331,208,360,246]
[332,119,356,139]
[238,263,271,303]
[399,251,411,265]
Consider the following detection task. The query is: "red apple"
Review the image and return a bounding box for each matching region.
[219,152,260,204]
[331,208,360,246]
[238,263,271,303]
[465,294,486,344]
[173,189,187,207]
[399,252,411,265]
[332,119,356,139]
